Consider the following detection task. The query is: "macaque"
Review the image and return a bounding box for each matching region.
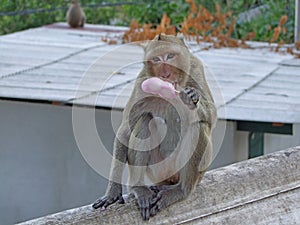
[92,34,217,220]
[66,0,85,28]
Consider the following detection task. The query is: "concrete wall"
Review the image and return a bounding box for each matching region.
[210,121,236,168]
[265,124,300,154]
[212,121,300,168]
[17,147,300,225]
[0,100,117,225]
[1,99,299,224]
[232,122,300,159]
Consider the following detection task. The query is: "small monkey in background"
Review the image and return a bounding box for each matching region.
[92,34,217,220]
[66,0,85,28]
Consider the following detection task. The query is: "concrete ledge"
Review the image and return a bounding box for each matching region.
[18,147,300,224]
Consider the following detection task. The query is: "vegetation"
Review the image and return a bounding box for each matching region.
[234,0,294,43]
[0,0,119,34]
[0,0,295,44]
[0,0,66,34]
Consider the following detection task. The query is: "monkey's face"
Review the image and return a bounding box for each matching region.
[147,52,182,83]
[144,34,191,86]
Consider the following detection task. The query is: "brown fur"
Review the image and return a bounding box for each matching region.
[66,0,85,28]
[92,34,217,220]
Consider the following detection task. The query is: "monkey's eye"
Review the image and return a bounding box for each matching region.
[152,57,161,63]
[167,53,176,60]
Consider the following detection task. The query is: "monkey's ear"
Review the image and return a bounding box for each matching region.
[158,33,161,40]
[153,33,162,41]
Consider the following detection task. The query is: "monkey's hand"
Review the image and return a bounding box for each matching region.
[92,194,124,210]
[179,87,199,109]
[92,183,124,210]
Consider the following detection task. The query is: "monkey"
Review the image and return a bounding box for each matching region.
[66,0,86,28]
[92,33,217,220]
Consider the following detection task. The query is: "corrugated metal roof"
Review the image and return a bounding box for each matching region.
[0,23,299,123]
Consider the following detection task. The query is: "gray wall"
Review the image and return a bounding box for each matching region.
[265,124,300,154]
[1,99,299,224]
[211,121,300,168]
[0,100,115,225]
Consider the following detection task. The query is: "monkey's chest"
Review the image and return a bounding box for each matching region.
[143,97,182,120]
[148,102,184,157]
[151,113,181,148]
[129,97,189,154]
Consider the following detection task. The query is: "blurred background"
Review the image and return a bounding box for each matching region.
[0,0,295,43]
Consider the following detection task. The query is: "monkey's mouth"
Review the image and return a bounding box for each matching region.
[160,73,171,79]
[160,77,179,88]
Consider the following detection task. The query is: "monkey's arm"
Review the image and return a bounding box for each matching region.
[196,92,217,128]
[127,112,159,221]
[92,128,128,209]
[183,57,217,127]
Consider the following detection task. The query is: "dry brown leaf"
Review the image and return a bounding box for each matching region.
[122,0,294,56]
[279,15,288,26]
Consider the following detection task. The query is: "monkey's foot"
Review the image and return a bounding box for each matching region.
[132,186,157,220]
[92,194,124,210]
[150,186,184,217]
[137,193,157,220]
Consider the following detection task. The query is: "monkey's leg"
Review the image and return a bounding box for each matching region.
[92,128,129,209]
[128,168,157,221]
[150,123,212,216]
[128,113,158,220]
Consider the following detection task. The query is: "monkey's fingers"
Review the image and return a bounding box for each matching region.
[149,198,161,216]
[186,87,199,104]
[137,196,154,220]
[150,204,159,217]
[92,195,123,209]
[92,198,104,209]
[118,196,125,204]
[92,196,109,209]
[179,87,200,109]
[150,192,165,216]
